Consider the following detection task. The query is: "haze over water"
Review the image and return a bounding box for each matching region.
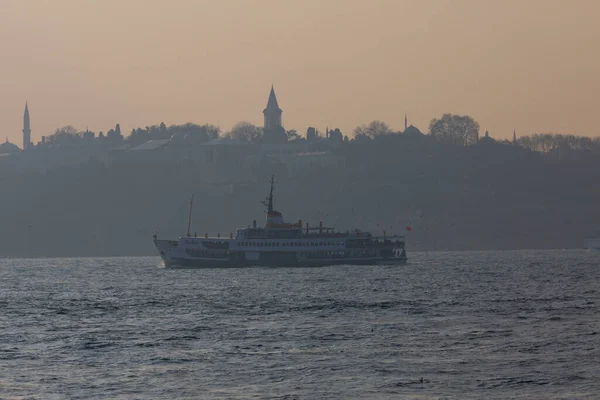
[1,250,598,399]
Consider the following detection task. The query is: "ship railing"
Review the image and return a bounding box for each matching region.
[346,239,405,249]
[180,235,236,241]
[368,235,405,240]
[302,232,349,238]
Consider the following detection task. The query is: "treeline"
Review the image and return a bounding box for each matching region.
[128,122,220,145]
[40,122,220,147]
[518,133,600,153]
[37,113,600,159]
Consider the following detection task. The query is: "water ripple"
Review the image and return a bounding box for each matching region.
[0,250,598,399]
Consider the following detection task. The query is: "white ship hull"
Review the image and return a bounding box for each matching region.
[155,237,407,269]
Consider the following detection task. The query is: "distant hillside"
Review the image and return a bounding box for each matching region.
[1,134,599,257]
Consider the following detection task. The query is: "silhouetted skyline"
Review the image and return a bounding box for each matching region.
[0,84,598,257]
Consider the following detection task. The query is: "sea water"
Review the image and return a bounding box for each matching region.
[0,250,598,399]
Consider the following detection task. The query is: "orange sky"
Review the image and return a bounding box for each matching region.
[1,0,599,147]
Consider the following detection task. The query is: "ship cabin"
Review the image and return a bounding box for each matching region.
[178,174,405,252]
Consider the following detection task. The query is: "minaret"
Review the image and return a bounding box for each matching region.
[405,113,408,130]
[263,85,283,130]
[512,129,517,145]
[23,101,31,149]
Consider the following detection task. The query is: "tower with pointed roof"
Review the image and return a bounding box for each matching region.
[263,86,283,130]
[513,129,517,145]
[23,102,31,149]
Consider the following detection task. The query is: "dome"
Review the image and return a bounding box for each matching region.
[0,139,20,154]
[403,125,423,136]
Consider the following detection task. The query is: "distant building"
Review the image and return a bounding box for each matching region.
[82,128,95,141]
[0,137,20,154]
[401,114,424,137]
[23,102,31,150]
[479,130,495,144]
[477,129,518,146]
[262,86,287,143]
[129,139,171,152]
[306,127,343,147]
[306,127,317,141]
[263,85,283,131]
[326,127,343,144]
[403,124,423,136]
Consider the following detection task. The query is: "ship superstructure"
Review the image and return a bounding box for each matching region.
[154,176,407,268]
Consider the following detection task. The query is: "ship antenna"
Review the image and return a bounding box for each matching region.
[261,174,275,212]
[186,194,194,237]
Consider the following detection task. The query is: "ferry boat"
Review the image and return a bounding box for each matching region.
[154,176,407,268]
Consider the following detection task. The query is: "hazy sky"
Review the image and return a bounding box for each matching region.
[1,0,599,146]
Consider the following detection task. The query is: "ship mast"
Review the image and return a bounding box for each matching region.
[186,194,194,236]
[262,174,275,213]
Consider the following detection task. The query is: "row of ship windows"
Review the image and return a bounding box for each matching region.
[185,249,228,258]
[238,241,342,247]
[301,251,378,259]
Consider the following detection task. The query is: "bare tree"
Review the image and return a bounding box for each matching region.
[227,121,263,143]
[203,124,221,141]
[167,123,220,142]
[353,120,393,139]
[429,114,479,146]
[286,129,301,142]
[519,133,599,153]
[47,125,80,145]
